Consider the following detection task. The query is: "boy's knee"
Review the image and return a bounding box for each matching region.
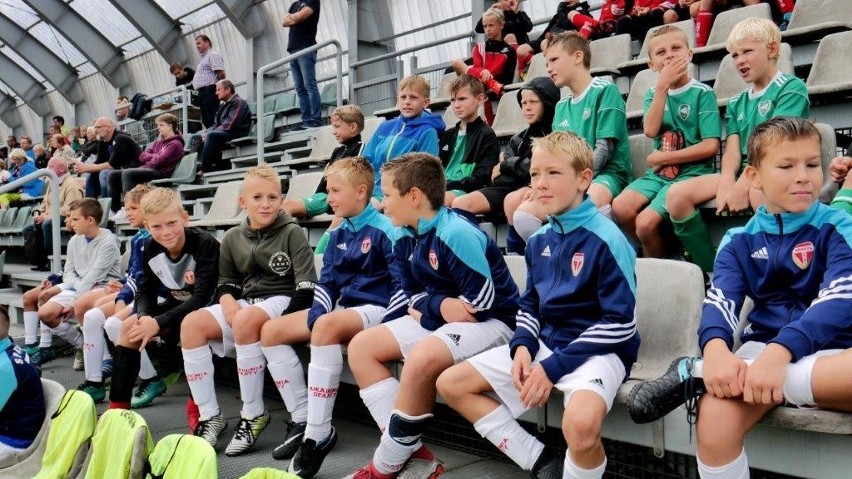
[180,310,208,344]
[562,406,603,453]
[404,341,452,379]
[611,195,636,223]
[635,210,662,240]
[310,314,341,345]
[663,9,678,23]
[435,366,469,404]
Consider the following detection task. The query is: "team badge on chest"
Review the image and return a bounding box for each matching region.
[678,104,690,120]
[758,99,772,117]
[361,237,372,254]
[571,252,585,277]
[791,241,814,270]
[429,249,439,270]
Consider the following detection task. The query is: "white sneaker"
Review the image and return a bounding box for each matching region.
[109,208,127,223]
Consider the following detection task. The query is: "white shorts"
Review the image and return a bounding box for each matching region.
[0,440,27,464]
[328,304,387,330]
[383,315,513,363]
[207,296,292,358]
[469,342,626,418]
[46,288,84,308]
[736,341,844,407]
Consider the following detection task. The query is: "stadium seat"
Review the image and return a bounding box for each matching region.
[815,123,839,203]
[782,0,852,45]
[0,208,17,232]
[320,81,339,107]
[361,116,385,145]
[691,3,772,62]
[491,91,525,139]
[431,72,457,109]
[272,92,299,116]
[31,390,97,479]
[806,31,852,98]
[258,95,278,118]
[714,43,794,106]
[590,34,631,77]
[231,114,276,147]
[0,206,32,236]
[617,20,696,76]
[302,125,337,163]
[503,254,527,292]
[625,69,658,121]
[150,152,198,186]
[187,181,243,228]
[285,171,325,203]
[83,409,153,479]
[97,198,111,228]
[145,434,217,479]
[628,134,655,180]
[0,379,65,471]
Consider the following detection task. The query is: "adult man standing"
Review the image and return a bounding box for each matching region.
[283,0,322,129]
[73,117,141,213]
[192,35,226,129]
[194,79,251,174]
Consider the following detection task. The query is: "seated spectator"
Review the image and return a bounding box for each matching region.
[5,135,18,151]
[73,117,142,209]
[116,96,130,121]
[33,144,49,170]
[69,128,82,153]
[170,63,196,89]
[452,7,516,124]
[616,1,672,40]
[79,126,99,160]
[476,0,533,74]
[111,113,185,223]
[691,0,792,47]
[0,304,46,463]
[0,148,43,209]
[20,136,35,161]
[50,134,76,162]
[564,0,627,40]
[24,157,85,271]
[192,79,251,174]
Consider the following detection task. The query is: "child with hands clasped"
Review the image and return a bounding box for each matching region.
[629,117,852,479]
[665,17,809,272]
[438,131,639,479]
[179,166,316,456]
[612,26,720,262]
[346,153,520,479]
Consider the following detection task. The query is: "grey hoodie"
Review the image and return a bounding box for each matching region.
[62,228,122,292]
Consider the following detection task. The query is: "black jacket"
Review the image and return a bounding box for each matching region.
[439,117,500,193]
[316,134,362,195]
[100,130,142,169]
[475,9,533,45]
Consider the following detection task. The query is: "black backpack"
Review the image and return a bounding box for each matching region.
[23,222,44,266]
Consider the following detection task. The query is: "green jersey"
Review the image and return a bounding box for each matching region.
[643,78,722,177]
[444,131,472,182]
[726,71,809,166]
[553,77,631,185]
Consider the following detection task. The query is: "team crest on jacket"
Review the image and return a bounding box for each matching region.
[571,252,584,277]
[268,251,293,276]
[678,104,690,120]
[429,249,439,270]
[361,237,372,254]
[792,241,814,270]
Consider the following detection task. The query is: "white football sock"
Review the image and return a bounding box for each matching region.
[359,377,400,432]
[697,449,749,479]
[82,308,107,382]
[236,342,267,419]
[372,410,432,475]
[52,321,83,348]
[262,344,308,423]
[39,323,53,348]
[563,453,606,479]
[474,405,544,470]
[24,311,39,344]
[182,345,219,420]
[305,344,343,442]
[138,350,157,380]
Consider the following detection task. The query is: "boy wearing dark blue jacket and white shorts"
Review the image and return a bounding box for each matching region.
[346,152,520,479]
[439,131,639,479]
[629,118,852,479]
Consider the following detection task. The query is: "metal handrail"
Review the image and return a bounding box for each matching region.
[255,39,343,164]
[115,85,193,139]
[350,32,472,69]
[0,168,61,272]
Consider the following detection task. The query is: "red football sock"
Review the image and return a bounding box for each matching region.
[109,401,130,410]
[571,12,598,31]
[695,10,714,48]
[775,0,795,14]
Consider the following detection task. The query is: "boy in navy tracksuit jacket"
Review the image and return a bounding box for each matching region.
[361,75,444,200]
[629,118,852,479]
[286,158,405,478]
[347,152,520,478]
[439,131,639,479]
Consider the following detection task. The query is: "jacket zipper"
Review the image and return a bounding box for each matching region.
[385,122,406,163]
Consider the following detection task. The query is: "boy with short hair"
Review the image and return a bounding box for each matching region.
[664,17,809,272]
[268,157,403,477]
[629,117,852,479]
[361,75,444,200]
[612,26,720,259]
[346,152,520,478]
[77,184,161,405]
[0,304,45,463]
[179,166,316,455]
[108,188,220,412]
[512,32,630,243]
[284,105,366,220]
[438,131,639,479]
[34,198,122,365]
[439,74,500,207]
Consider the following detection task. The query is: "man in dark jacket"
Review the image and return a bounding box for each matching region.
[193,79,252,173]
[73,117,142,208]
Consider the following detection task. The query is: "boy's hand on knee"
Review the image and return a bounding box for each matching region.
[743,344,792,405]
[60,306,74,321]
[702,339,747,398]
[106,280,123,294]
[129,315,160,351]
[512,347,532,392]
[520,365,553,408]
[440,298,477,323]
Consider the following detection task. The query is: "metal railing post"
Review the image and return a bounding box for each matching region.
[0,168,61,272]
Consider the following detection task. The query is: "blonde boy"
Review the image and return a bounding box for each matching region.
[612,26,720,259]
[439,131,639,479]
[108,189,219,413]
[265,158,403,477]
[361,75,444,199]
[346,153,520,478]
[180,166,316,455]
[629,117,852,479]
[665,17,809,272]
